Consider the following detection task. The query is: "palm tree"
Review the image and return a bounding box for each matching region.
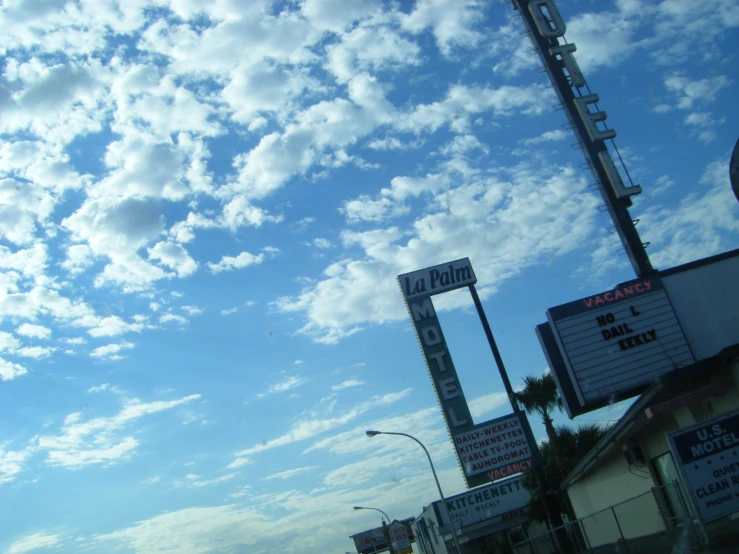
[512,373,563,446]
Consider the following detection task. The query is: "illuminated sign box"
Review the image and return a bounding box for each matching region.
[453,413,538,482]
[543,276,694,415]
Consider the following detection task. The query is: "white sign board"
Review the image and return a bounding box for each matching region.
[389,521,411,551]
[398,258,476,299]
[547,276,694,408]
[668,409,739,523]
[433,475,530,530]
[453,412,537,482]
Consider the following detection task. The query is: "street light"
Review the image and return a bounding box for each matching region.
[366,430,462,554]
[353,505,394,554]
[353,505,391,524]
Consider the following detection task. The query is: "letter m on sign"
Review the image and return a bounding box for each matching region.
[455,267,472,283]
[411,298,436,322]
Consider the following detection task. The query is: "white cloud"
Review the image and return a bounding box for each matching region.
[0,243,48,277]
[148,241,198,278]
[312,238,333,249]
[159,313,188,325]
[521,129,568,146]
[401,0,485,56]
[0,180,56,246]
[642,155,739,268]
[326,20,421,83]
[87,383,122,394]
[222,60,320,124]
[181,473,238,488]
[263,466,319,481]
[62,196,166,292]
[0,358,28,381]
[563,9,644,71]
[302,0,381,33]
[467,391,509,420]
[275,163,598,343]
[234,388,412,457]
[398,84,550,134]
[663,73,731,109]
[208,248,278,274]
[6,531,61,554]
[227,485,252,499]
[0,445,35,484]
[220,307,239,316]
[181,306,203,316]
[266,375,308,394]
[15,323,52,339]
[15,346,55,359]
[90,342,134,360]
[0,331,22,352]
[37,394,201,469]
[332,379,365,391]
[87,316,147,338]
[226,458,252,470]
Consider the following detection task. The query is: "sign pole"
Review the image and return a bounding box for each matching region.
[468,285,519,413]
[381,521,396,554]
[468,284,570,552]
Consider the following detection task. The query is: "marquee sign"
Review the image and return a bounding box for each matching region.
[453,413,538,482]
[541,276,694,416]
[668,409,739,523]
[399,259,538,488]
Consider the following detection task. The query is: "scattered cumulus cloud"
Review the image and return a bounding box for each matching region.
[263,466,319,481]
[90,342,134,360]
[6,532,61,554]
[332,379,365,391]
[15,323,52,339]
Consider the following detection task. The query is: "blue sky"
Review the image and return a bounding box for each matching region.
[0,0,738,552]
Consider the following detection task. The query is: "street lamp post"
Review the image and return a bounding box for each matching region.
[353,505,391,524]
[353,505,395,554]
[366,430,463,554]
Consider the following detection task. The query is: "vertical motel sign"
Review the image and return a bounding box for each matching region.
[511,0,652,278]
[399,259,478,435]
[398,259,538,488]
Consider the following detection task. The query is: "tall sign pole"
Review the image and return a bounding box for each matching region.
[510,0,653,277]
[469,285,571,552]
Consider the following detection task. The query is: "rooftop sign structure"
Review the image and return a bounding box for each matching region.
[510,0,651,277]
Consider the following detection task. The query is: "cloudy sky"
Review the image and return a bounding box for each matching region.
[1,0,738,552]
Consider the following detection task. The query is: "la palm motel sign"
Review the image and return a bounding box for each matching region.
[398,259,539,488]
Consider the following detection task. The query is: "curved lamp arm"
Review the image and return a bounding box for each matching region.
[366,430,462,554]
